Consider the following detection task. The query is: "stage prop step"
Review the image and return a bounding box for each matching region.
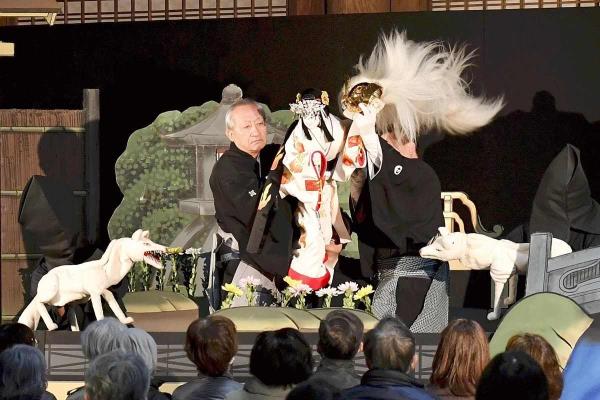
[123,290,200,332]
[489,292,592,368]
[214,307,379,332]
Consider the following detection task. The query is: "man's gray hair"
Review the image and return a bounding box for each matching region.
[122,328,158,375]
[0,344,48,399]
[225,98,266,131]
[84,350,150,400]
[81,317,128,360]
[363,317,415,372]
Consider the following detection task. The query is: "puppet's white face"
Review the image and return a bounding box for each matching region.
[303,114,320,131]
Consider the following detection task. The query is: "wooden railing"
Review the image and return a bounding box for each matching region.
[18,0,287,25]
[14,0,599,25]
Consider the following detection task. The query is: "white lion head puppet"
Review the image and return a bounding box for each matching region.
[340,30,505,143]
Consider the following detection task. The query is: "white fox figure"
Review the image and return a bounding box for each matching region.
[18,229,165,331]
[420,227,572,320]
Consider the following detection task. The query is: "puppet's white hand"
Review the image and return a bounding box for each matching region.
[353,103,378,136]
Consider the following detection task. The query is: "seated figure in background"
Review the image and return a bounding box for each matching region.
[226,328,313,400]
[340,317,436,400]
[428,319,490,399]
[308,310,364,391]
[173,316,242,400]
[84,350,150,400]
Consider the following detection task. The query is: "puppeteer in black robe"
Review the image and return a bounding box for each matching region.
[529,144,600,250]
[209,142,296,286]
[352,137,444,276]
[351,137,446,329]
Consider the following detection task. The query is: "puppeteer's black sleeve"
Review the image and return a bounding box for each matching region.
[210,161,263,267]
[209,146,294,277]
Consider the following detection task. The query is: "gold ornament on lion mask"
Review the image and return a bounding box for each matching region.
[341,82,383,113]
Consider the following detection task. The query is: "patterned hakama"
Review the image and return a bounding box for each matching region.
[372,256,449,333]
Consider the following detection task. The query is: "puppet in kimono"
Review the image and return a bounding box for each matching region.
[248,90,371,290]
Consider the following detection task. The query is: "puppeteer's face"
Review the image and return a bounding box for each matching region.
[228,104,268,158]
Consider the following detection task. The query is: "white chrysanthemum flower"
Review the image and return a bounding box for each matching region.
[337,281,359,293]
[289,284,312,296]
[240,276,261,287]
[185,247,202,256]
[316,287,341,297]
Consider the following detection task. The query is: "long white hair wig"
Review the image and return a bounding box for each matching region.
[342,30,505,143]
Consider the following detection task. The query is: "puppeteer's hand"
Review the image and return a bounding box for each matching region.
[353,103,379,137]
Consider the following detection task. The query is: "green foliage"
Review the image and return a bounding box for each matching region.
[337,180,359,258]
[108,102,219,243]
[269,109,295,130]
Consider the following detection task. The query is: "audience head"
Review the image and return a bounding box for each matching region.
[185,316,238,377]
[225,98,268,158]
[364,317,415,373]
[81,317,128,360]
[506,333,563,400]
[430,319,489,397]
[0,344,47,400]
[318,310,364,360]
[123,328,158,376]
[476,350,549,400]
[84,350,150,400]
[286,378,336,400]
[250,328,313,387]
[0,323,36,353]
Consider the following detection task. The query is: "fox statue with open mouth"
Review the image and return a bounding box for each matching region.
[18,229,166,331]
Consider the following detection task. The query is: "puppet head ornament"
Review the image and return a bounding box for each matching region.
[341,82,383,114]
[290,89,334,141]
[340,30,505,143]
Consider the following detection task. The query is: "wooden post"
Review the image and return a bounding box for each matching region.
[391,0,430,11]
[0,17,18,26]
[288,0,325,15]
[327,0,390,13]
[83,89,100,245]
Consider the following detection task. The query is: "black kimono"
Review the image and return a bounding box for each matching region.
[352,137,448,331]
[209,142,296,284]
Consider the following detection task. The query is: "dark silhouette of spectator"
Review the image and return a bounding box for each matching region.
[123,328,171,400]
[0,344,56,400]
[428,319,489,399]
[506,334,563,400]
[84,350,149,400]
[286,378,336,400]
[476,351,549,400]
[173,316,242,400]
[0,323,36,353]
[66,317,129,400]
[226,328,313,400]
[308,310,364,391]
[340,317,436,400]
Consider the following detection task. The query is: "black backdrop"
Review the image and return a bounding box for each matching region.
[1,8,599,248]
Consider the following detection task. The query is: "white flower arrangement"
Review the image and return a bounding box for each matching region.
[240,276,262,306]
[316,287,341,308]
[290,283,313,310]
[281,276,312,308]
[338,281,360,309]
